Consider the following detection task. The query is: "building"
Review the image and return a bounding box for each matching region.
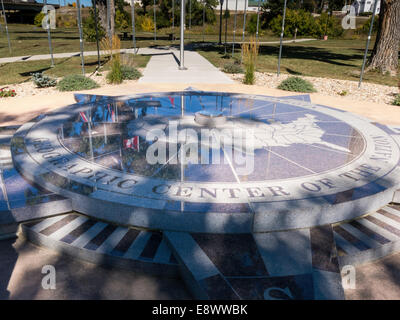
[352,0,380,15]
[0,0,60,23]
[220,0,265,12]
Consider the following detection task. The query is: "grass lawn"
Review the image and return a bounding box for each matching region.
[0,54,150,86]
[0,20,283,59]
[198,37,400,87]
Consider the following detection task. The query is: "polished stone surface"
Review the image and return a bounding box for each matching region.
[10,91,400,232]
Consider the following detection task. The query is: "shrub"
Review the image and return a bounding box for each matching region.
[242,38,258,85]
[56,14,77,28]
[115,9,131,31]
[223,62,243,74]
[107,59,123,84]
[31,72,57,88]
[356,15,379,35]
[141,16,154,32]
[0,88,16,98]
[270,10,343,38]
[57,75,99,92]
[246,14,258,35]
[393,94,400,106]
[277,77,316,92]
[83,11,106,42]
[121,65,142,80]
[34,12,45,27]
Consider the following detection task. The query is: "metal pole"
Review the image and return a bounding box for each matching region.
[224,0,228,54]
[0,0,11,54]
[232,0,238,57]
[77,0,85,75]
[106,0,112,41]
[188,0,191,41]
[202,0,205,42]
[93,0,101,68]
[131,0,137,53]
[240,0,247,63]
[277,0,287,76]
[153,0,157,41]
[44,0,54,67]
[256,0,261,42]
[218,0,223,44]
[179,0,186,69]
[172,0,175,36]
[359,0,378,88]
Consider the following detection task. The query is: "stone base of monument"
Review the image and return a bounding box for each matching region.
[5,91,400,299]
[20,212,180,277]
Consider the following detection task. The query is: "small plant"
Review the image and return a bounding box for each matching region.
[223,62,243,74]
[31,72,57,88]
[107,59,123,84]
[83,9,106,42]
[121,65,142,80]
[277,77,316,93]
[101,35,125,84]
[57,75,99,92]
[34,12,45,27]
[0,88,16,98]
[242,38,259,85]
[338,90,348,96]
[393,94,400,106]
[141,16,154,32]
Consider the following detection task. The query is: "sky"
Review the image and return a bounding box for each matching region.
[36,0,94,7]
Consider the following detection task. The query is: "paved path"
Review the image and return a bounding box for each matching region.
[0,47,158,64]
[139,47,233,84]
[0,39,317,64]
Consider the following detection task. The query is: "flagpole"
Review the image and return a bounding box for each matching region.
[0,0,11,54]
[241,0,247,63]
[232,0,238,57]
[359,0,379,88]
[44,0,55,67]
[131,0,137,54]
[277,0,288,76]
[76,0,85,75]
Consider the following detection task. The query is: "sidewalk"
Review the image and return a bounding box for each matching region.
[0,39,317,64]
[0,47,157,64]
[139,47,233,84]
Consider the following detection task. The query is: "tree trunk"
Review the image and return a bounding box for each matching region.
[97,0,108,31]
[96,0,115,37]
[109,0,115,37]
[367,0,400,76]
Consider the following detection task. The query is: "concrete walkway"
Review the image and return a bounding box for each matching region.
[0,39,317,64]
[0,48,158,64]
[139,47,233,84]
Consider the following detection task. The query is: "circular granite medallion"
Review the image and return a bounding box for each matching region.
[11,91,400,233]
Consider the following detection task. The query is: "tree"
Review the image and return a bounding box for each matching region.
[367,0,400,76]
[142,0,152,14]
[158,0,217,27]
[94,0,115,37]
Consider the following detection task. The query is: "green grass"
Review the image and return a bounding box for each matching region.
[0,16,284,59]
[0,16,397,87]
[198,38,400,87]
[0,54,150,86]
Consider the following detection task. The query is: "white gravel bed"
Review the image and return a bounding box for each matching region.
[0,69,144,99]
[227,71,399,105]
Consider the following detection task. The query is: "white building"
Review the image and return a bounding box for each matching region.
[219,0,264,12]
[352,0,380,15]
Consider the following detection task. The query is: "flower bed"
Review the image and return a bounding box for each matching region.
[0,88,16,98]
